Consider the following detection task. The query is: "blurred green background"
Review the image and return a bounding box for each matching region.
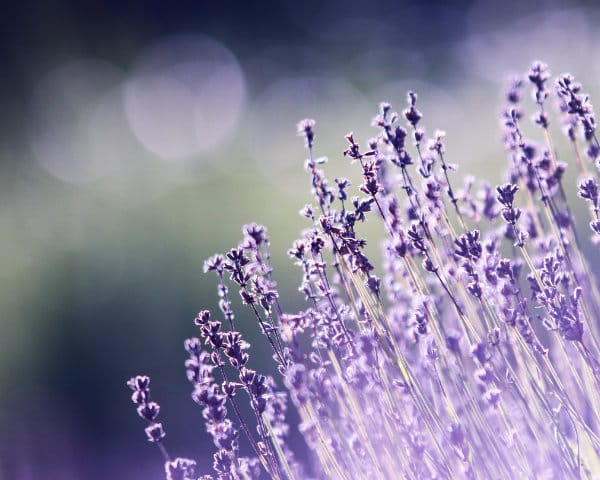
[2,0,600,478]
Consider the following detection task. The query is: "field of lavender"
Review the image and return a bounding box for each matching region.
[7,3,600,479]
[128,62,600,479]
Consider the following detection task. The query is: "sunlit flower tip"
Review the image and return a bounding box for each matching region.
[130,389,148,405]
[165,458,197,480]
[194,310,211,326]
[203,254,224,273]
[242,223,266,246]
[297,118,316,148]
[296,118,315,135]
[528,61,551,104]
[407,90,417,106]
[380,102,392,115]
[506,76,523,104]
[496,183,519,206]
[129,375,150,391]
[299,204,313,219]
[145,422,166,442]
[137,401,160,421]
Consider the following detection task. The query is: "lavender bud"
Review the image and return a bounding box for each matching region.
[131,389,148,405]
[367,275,381,295]
[133,375,150,391]
[222,382,237,397]
[588,143,600,160]
[165,458,196,480]
[297,118,316,149]
[496,183,519,207]
[506,77,523,104]
[213,449,233,475]
[194,310,211,326]
[299,204,314,219]
[579,178,599,207]
[404,91,422,127]
[184,337,202,356]
[145,423,166,443]
[423,257,438,273]
[239,368,256,385]
[204,255,224,273]
[527,61,550,104]
[137,401,160,421]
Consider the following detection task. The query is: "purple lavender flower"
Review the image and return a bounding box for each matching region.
[297,118,316,149]
[127,61,600,480]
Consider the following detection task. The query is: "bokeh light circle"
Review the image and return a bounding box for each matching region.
[123,34,246,161]
[28,59,128,184]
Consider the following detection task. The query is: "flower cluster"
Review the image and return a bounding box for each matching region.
[128,62,600,479]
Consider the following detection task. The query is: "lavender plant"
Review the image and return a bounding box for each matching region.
[127,62,600,479]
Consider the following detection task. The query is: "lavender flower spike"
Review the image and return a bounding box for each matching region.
[127,62,600,480]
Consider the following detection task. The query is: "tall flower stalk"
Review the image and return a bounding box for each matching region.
[128,62,600,479]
